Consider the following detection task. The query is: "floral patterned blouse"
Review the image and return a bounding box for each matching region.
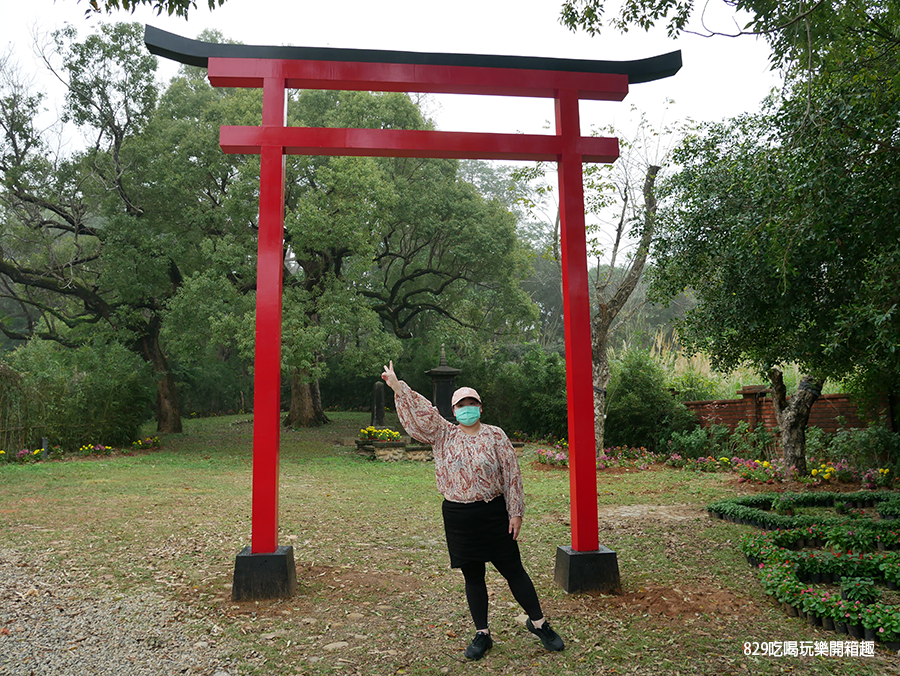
[394,382,525,518]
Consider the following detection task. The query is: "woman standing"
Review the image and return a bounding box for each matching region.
[381,361,564,660]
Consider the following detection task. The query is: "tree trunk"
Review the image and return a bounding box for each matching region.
[591,165,660,459]
[137,318,182,434]
[284,368,329,428]
[768,368,822,473]
[592,305,613,455]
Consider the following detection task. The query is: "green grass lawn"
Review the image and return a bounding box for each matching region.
[1,413,898,675]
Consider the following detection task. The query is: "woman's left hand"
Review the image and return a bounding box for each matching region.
[509,516,522,541]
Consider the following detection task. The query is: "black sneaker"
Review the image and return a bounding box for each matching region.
[526,618,564,652]
[465,631,493,660]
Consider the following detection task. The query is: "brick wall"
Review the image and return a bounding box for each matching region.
[683,387,893,435]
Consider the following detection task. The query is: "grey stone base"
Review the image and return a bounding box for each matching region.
[554,545,622,594]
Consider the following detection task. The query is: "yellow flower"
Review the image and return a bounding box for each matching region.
[811,469,818,476]
[763,461,771,469]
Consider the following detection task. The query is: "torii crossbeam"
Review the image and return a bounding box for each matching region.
[145,25,680,597]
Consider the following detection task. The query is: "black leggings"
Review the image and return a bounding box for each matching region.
[459,558,543,629]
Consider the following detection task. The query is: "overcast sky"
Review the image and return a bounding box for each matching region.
[3,0,782,138]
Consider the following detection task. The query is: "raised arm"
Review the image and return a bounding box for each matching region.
[382,361,448,445]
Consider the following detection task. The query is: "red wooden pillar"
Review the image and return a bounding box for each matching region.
[555,90,600,552]
[251,72,287,554]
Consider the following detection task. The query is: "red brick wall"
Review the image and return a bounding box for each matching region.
[683,388,893,435]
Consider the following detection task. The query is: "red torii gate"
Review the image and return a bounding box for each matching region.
[145,26,680,598]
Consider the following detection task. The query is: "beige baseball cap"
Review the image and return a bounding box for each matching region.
[451,387,482,407]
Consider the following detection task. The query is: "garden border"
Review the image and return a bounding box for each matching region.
[708,491,900,650]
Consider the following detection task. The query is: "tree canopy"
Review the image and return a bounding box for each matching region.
[559,0,899,69]
[82,0,227,18]
[559,0,900,465]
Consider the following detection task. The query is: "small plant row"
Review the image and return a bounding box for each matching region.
[0,437,162,464]
[742,532,900,580]
[707,491,900,531]
[741,529,900,647]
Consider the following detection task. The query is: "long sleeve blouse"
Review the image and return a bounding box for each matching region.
[394,381,525,518]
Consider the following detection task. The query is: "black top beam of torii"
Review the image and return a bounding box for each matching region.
[144,25,681,84]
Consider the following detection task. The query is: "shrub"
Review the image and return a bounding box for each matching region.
[605,349,697,452]
[667,368,719,402]
[7,340,154,450]
[827,422,900,470]
[481,344,568,441]
[667,421,775,461]
[728,420,776,460]
[805,425,831,457]
[667,427,711,459]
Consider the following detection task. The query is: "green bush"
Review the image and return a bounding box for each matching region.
[804,425,831,457]
[666,420,776,460]
[667,426,712,458]
[823,422,900,469]
[728,420,776,460]
[7,340,154,450]
[605,349,698,452]
[668,368,719,402]
[352,338,568,441]
[483,345,568,440]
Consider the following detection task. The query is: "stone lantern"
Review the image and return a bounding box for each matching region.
[426,345,462,421]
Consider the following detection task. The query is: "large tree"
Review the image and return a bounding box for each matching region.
[559,0,889,67]
[163,88,535,427]
[281,91,534,424]
[0,23,259,433]
[509,118,671,456]
[563,0,900,467]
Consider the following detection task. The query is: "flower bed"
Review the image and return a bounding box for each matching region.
[536,444,664,470]
[358,426,402,441]
[715,491,900,649]
[0,437,161,464]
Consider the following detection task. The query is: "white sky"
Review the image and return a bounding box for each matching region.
[2,0,782,137]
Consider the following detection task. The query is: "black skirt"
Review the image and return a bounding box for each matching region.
[441,494,521,568]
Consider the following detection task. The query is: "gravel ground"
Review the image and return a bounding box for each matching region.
[0,549,241,676]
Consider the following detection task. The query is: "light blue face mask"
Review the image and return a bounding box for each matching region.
[455,405,481,426]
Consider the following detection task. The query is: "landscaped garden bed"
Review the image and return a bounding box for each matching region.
[707,491,900,651]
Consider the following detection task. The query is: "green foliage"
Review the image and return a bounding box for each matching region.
[666,427,710,459]
[484,345,569,441]
[6,340,154,449]
[820,424,900,472]
[666,421,775,460]
[604,349,697,451]
[574,1,900,403]
[0,363,37,452]
[559,1,895,72]
[172,358,252,418]
[667,367,718,401]
[85,0,227,18]
[372,337,568,440]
